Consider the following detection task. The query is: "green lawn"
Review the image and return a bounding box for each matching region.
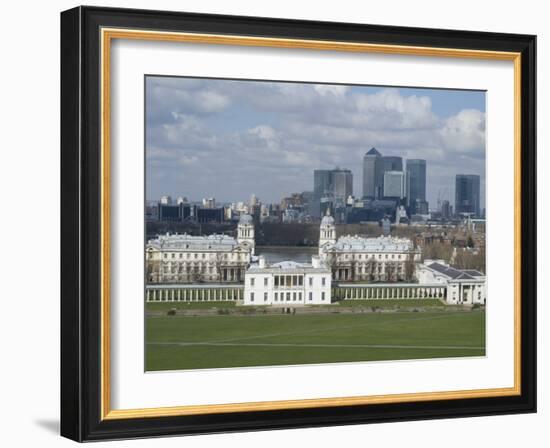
[146,311,485,371]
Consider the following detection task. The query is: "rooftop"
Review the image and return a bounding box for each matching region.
[239,214,253,224]
[325,235,415,252]
[247,259,330,274]
[365,147,381,156]
[426,262,484,280]
[147,233,242,251]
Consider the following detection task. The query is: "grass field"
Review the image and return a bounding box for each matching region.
[146,310,485,371]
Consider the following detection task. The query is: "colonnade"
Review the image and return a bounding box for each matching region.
[146,284,447,303]
[146,286,243,302]
[332,285,446,300]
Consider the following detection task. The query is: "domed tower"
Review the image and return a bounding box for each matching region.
[237,214,255,253]
[319,209,336,253]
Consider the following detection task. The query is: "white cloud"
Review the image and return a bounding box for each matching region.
[145,78,485,207]
[313,85,349,96]
[440,109,486,153]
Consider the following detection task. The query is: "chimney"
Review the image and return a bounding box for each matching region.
[259,256,266,269]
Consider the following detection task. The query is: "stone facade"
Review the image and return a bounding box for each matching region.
[146,214,254,284]
[416,259,486,305]
[243,256,332,306]
[318,212,421,282]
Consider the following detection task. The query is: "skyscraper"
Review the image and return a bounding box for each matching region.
[313,168,353,218]
[313,169,332,218]
[455,174,481,217]
[331,168,353,205]
[441,200,451,219]
[406,159,427,212]
[362,147,384,199]
[383,171,406,199]
[382,156,403,172]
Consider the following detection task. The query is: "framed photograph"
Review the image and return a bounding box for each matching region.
[60,6,536,441]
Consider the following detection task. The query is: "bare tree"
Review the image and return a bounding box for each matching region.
[364,259,375,282]
[421,241,453,263]
[404,254,416,282]
[325,252,338,280]
[385,261,398,282]
[453,248,485,273]
[215,252,224,282]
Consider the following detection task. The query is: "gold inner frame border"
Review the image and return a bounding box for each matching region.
[99,27,522,421]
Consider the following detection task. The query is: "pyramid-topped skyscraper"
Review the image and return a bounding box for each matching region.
[362,147,384,199]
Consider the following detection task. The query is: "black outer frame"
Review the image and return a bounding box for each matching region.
[60,6,537,442]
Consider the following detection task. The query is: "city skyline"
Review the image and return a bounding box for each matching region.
[146,76,486,209]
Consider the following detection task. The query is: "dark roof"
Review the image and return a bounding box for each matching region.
[427,262,475,280]
[365,147,381,156]
[463,269,484,277]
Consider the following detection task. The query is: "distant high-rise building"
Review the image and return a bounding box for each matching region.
[160,195,172,205]
[202,197,216,209]
[414,200,429,215]
[383,170,406,199]
[441,200,451,219]
[331,168,353,205]
[313,168,353,218]
[197,207,224,223]
[362,147,384,199]
[455,174,481,217]
[313,169,332,218]
[158,202,195,222]
[406,159,427,212]
[382,156,403,172]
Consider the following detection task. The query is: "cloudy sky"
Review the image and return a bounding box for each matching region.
[146,76,486,209]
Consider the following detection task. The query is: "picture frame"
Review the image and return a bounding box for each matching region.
[60,5,536,442]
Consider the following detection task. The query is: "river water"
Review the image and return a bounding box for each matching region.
[256,246,318,264]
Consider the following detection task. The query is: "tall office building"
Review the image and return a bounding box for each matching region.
[313,168,353,218]
[313,169,333,218]
[406,159,427,212]
[382,156,403,172]
[441,200,451,219]
[362,147,384,199]
[455,174,481,217]
[331,168,353,204]
[202,197,216,209]
[383,171,406,199]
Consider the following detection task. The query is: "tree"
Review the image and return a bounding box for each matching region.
[325,252,338,280]
[453,247,486,273]
[421,242,453,263]
[364,259,375,282]
[215,252,224,282]
[404,254,416,282]
[385,261,398,282]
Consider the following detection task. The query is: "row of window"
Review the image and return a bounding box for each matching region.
[152,252,247,260]
[249,291,326,302]
[335,253,410,261]
[249,275,327,287]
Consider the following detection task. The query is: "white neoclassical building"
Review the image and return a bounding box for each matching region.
[318,211,421,282]
[146,214,255,283]
[243,256,332,306]
[416,259,486,305]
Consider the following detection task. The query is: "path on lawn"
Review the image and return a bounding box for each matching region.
[147,341,484,350]
[149,312,482,350]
